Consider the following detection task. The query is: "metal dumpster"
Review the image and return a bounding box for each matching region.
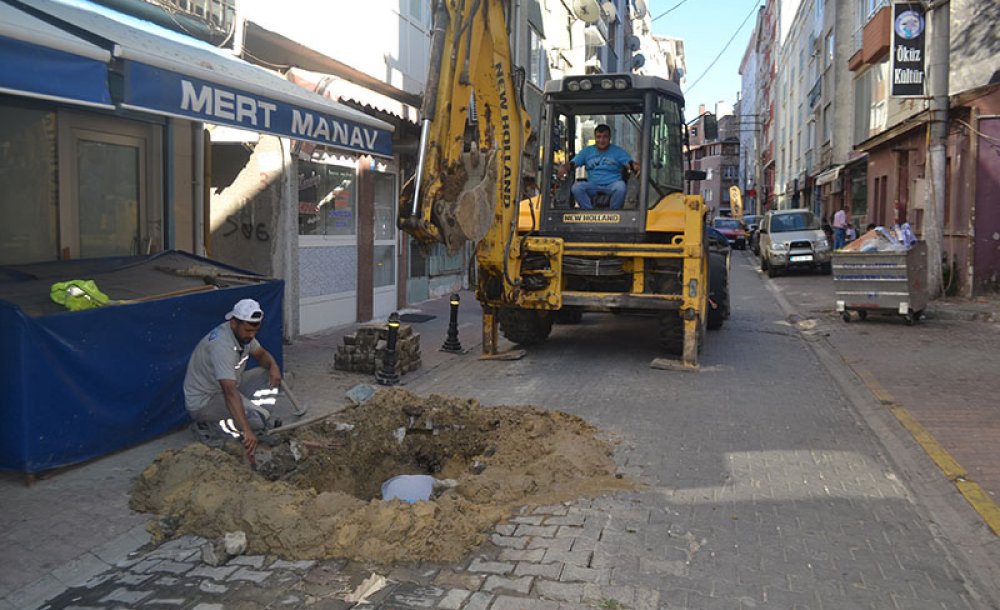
[833,241,928,324]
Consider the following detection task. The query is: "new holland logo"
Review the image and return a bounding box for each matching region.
[564,213,621,223]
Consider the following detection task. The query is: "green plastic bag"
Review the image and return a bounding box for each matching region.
[50,279,111,311]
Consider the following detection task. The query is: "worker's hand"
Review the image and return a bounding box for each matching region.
[243,429,258,455]
[267,366,282,389]
[630,161,641,177]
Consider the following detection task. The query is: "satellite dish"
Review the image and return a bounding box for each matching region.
[600,0,617,22]
[625,35,641,51]
[632,0,648,19]
[631,53,646,71]
[572,0,601,24]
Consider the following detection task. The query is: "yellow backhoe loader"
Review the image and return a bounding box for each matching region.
[399,0,728,368]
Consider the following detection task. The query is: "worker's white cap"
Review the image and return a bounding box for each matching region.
[225,298,263,323]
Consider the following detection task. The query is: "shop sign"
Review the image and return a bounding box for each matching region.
[890,2,926,97]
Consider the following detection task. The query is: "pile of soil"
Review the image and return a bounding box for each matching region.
[131,389,630,564]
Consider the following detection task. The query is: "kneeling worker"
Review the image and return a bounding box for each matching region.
[557,123,639,210]
[183,298,282,454]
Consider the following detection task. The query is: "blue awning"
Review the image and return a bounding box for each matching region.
[18,0,395,158]
[0,2,112,108]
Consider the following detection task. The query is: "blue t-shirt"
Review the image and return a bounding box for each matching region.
[571,144,633,186]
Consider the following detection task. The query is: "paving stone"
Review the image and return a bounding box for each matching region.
[497,548,545,562]
[494,524,517,536]
[386,582,445,607]
[527,537,573,552]
[534,580,582,603]
[228,567,271,584]
[531,505,569,516]
[150,560,194,575]
[117,572,154,586]
[490,534,529,549]
[268,559,317,571]
[511,515,546,526]
[463,591,493,610]
[49,553,111,588]
[145,598,186,606]
[544,513,586,526]
[482,575,533,595]
[191,604,224,610]
[560,565,610,584]
[542,549,591,567]
[514,525,558,538]
[432,570,485,590]
[98,587,152,604]
[154,576,180,586]
[468,559,514,575]
[198,581,228,594]
[491,595,561,610]
[437,588,471,610]
[513,562,562,580]
[188,565,239,580]
[227,555,266,568]
[129,559,163,573]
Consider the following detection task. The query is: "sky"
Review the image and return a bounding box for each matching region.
[648,0,761,118]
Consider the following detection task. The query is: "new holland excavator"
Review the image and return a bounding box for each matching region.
[398,0,729,368]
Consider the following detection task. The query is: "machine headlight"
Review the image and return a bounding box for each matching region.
[579,79,593,90]
[566,81,580,92]
[614,78,629,89]
[600,78,614,89]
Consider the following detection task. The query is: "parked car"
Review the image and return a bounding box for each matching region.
[711,217,747,250]
[742,214,763,254]
[758,209,832,277]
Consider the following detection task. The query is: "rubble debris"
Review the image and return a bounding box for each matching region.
[131,388,630,564]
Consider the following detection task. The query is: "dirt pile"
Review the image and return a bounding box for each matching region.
[131,388,630,564]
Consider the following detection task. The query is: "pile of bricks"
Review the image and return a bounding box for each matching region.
[333,323,422,375]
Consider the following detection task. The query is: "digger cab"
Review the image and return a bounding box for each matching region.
[535,74,687,241]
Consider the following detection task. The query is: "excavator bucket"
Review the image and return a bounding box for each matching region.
[433,150,498,255]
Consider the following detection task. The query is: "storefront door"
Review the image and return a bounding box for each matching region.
[372,172,397,319]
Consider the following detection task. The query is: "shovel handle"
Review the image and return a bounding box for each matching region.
[280,379,308,415]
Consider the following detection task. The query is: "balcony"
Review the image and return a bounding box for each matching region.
[807,77,822,109]
[849,1,890,72]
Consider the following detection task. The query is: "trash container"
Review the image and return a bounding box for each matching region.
[833,241,928,325]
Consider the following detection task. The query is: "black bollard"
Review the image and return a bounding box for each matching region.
[375,312,401,386]
[441,293,463,353]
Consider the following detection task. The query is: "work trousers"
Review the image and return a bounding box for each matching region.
[571,180,627,210]
[187,368,275,433]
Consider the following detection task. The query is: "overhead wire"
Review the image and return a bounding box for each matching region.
[682,0,760,95]
[651,0,690,22]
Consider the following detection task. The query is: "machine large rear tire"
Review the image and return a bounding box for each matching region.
[497,308,554,346]
[707,252,729,331]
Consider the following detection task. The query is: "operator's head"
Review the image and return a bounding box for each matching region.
[594,124,612,150]
[226,298,263,345]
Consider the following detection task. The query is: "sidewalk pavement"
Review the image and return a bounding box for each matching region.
[753,251,1000,540]
[3,278,999,609]
[0,290,482,610]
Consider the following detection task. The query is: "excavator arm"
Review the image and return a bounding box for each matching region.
[398,0,531,313]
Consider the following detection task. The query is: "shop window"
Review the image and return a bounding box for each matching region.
[298,162,356,237]
[57,110,161,260]
[0,107,58,265]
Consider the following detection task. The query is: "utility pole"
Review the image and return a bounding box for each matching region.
[924,0,950,297]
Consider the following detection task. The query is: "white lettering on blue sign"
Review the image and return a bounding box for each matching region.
[180,79,275,129]
[291,110,378,150]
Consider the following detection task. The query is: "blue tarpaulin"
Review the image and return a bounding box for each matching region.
[0,252,283,474]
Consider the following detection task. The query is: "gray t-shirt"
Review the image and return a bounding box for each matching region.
[183,322,261,412]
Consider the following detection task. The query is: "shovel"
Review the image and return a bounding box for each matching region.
[280,379,309,416]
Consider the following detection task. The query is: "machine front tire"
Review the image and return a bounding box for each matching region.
[707,252,729,331]
[497,308,554,346]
